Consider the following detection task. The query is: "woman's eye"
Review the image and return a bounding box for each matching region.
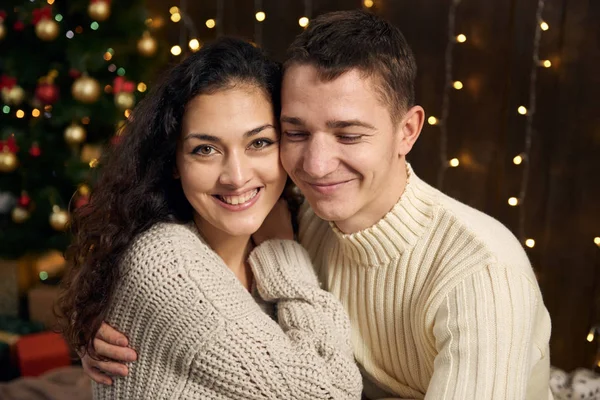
[250,139,273,149]
[193,145,215,156]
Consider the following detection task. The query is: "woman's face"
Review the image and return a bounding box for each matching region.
[175,84,286,238]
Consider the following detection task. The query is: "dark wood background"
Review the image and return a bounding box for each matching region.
[146,0,600,371]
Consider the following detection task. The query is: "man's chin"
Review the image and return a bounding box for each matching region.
[307,197,352,223]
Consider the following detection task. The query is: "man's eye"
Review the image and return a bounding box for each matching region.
[338,135,362,143]
[284,132,308,140]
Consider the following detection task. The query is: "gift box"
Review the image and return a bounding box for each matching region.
[14,331,71,377]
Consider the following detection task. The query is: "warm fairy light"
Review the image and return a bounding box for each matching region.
[541,60,552,68]
[206,19,216,29]
[44,105,52,111]
[89,159,98,168]
[47,0,55,4]
[594,237,600,246]
[169,6,179,14]
[540,21,549,31]
[513,155,523,165]
[103,52,112,61]
[299,17,309,27]
[170,13,181,23]
[124,109,132,118]
[137,82,147,92]
[525,239,535,248]
[508,197,519,206]
[364,0,374,7]
[428,116,439,125]
[170,45,182,56]
[453,81,463,90]
[16,110,25,118]
[255,12,266,22]
[32,109,41,117]
[518,106,528,115]
[588,330,595,342]
[449,158,460,167]
[189,39,201,51]
[456,34,467,43]
[81,116,90,125]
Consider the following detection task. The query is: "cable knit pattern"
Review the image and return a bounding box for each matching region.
[298,164,553,400]
[92,223,362,400]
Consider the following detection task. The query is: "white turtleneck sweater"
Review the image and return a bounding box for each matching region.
[298,164,552,400]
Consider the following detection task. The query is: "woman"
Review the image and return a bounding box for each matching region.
[58,38,362,399]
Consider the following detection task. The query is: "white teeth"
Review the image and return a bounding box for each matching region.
[220,189,258,205]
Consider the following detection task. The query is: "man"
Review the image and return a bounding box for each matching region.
[84,10,552,399]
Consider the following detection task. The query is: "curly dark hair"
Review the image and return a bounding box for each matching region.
[57,37,282,356]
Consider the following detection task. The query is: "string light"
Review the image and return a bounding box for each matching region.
[124,109,132,118]
[588,328,596,342]
[32,109,41,118]
[255,11,266,22]
[363,0,374,7]
[169,6,179,14]
[516,0,547,244]
[137,82,147,92]
[508,197,519,206]
[428,116,439,125]
[171,13,181,23]
[299,17,309,28]
[449,158,460,167]
[453,81,463,90]
[540,59,552,68]
[594,237,600,246]
[90,22,99,30]
[513,155,523,165]
[189,38,201,51]
[55,14,62,22]
[170,45,182,56]
[436,0,463,188]
[16,110,25,118]
[206,19,216,29]
[2,106,10,114]
[103,52,112,61]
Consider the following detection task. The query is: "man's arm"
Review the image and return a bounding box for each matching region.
[425,266,540,400]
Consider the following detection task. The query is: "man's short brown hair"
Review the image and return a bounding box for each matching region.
[285,10,417,123]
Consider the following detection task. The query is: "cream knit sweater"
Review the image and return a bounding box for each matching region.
[92,222,362,399]
[298,164,553,400]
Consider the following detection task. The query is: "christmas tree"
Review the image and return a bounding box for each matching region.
[0,0,165,264]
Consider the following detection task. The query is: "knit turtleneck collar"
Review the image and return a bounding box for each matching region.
[329,163,438,267]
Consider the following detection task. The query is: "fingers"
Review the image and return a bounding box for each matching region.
[94,337,137,362]
[83,364,113,386]
[94,360,129,377]
[97,322,129,346]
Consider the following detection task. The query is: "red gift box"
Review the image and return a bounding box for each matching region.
[14,332,71,377]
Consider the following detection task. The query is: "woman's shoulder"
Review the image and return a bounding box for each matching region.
[121,221,213,275]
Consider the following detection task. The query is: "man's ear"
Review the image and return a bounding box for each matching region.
[396,105,424,156]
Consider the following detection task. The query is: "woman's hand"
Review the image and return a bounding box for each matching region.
[80,322,138,385]
[252,199,294,245]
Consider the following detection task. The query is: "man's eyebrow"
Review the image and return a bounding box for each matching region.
[280,116,305,126]
[326,119,376,130]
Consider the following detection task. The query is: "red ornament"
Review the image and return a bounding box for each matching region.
[113,77,135,93]
[35,82,59,104]
[0,75,16,90]
[13,21,24,31]
[29,143,41,157]
[75,195,89,208]
[0,136,19,153]
[68,68,82,79]
[18,192,31,208]
[32,7,53,25]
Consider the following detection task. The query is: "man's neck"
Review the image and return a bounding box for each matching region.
[334,160,408,234]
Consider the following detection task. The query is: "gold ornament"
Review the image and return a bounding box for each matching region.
[88,0,111,21]
[11,207,30,223]
[1,85,26,106]
[72,76,101,104]
[0,150,18,173]
[49,208,70,231]
[114,92,135,110]
[0,22,6,41]
[64,123,87,145]
[137,31,157,57]
[80,144,102,163]
[35,19,60,41]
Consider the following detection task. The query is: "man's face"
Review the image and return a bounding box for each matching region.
[280,64,414,233]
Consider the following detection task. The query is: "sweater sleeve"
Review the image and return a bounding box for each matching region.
[425,266,539,400]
